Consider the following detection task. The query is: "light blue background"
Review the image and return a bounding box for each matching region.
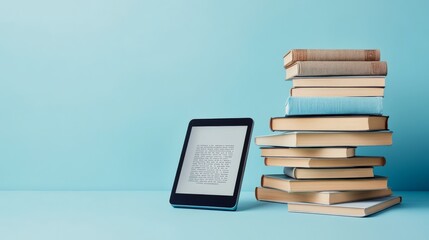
[1,0,428,191]
[0,191,426,240]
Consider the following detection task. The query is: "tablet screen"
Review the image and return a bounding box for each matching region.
[175,126,248,196]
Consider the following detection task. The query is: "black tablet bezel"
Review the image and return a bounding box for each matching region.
[169,118,253,210]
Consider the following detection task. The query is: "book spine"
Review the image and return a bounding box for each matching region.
[296,61,387,76]
[254,187,260,200]
[385,116,389,129]
[286,49,380,68]
[269,117,274,131]
[283,167,296,178]
[285,97,383,116]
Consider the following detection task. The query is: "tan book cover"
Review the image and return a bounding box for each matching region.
[290,87,384,97]
[292,76,385,87]
[270,116,388,131]
[284,49,380,68]
[264,156,386,168]
[283,167,374,179]
[255,187,392,205]
[286,61,387,80]
[261,174,388,192]
[255,131,392,147]
[288,196,401,217]
[260,147,355,158]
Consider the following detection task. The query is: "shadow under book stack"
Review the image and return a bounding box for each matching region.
[255,49,402,217]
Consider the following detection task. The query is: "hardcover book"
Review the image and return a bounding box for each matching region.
[261,147,355,158]
[264,156,385,168]
[283,49,380,68]
[270,116,388,131]
[290,87,384,97]
[255,187,392,205]
[283,167,374,179]
[261,174,388,192]
[292,76,385,87]
[286,61,387,79]
[255,131,392,147]
[288,196,401,217]
[285,97,383,116]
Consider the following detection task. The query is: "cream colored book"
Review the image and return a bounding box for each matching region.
[292,76,385,87]
[264,156,385,168]
[261,174,387,192]
[270,116,388,131]
[290,87,384,97]
[255,131,392,147]
[255,187,392,205]
[286,61,387,80]
[283,167,374,179]
[283,49,380,68]
[261,147,355,158]
[288,196,401,217]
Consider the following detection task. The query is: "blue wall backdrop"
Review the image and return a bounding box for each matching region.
[1,0,428,190]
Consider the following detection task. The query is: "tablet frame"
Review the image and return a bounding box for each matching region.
[170,118,253,211]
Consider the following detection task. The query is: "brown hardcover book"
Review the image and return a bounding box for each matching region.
[255,187,392,205]
[270,116,388,131]
[286,61,387,80]
[261,147,355,158]
[292,76,385,88]
[283,167,374,179]
[290,87,384,97]
[288,196,401,217]
[264,156,385,168]
[255,131,392,147]
[261,174,388,192]
[283,49,380,68]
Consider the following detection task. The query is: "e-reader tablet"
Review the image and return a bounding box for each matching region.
[170,118,253,211]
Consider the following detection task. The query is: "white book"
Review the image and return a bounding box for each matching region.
[288,196,401,217]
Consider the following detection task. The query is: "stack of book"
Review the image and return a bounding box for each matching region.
[255,49,401,217]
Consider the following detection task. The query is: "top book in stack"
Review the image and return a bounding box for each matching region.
[284,49,387,80]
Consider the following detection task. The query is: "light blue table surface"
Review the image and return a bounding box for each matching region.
[0,191,427,240]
